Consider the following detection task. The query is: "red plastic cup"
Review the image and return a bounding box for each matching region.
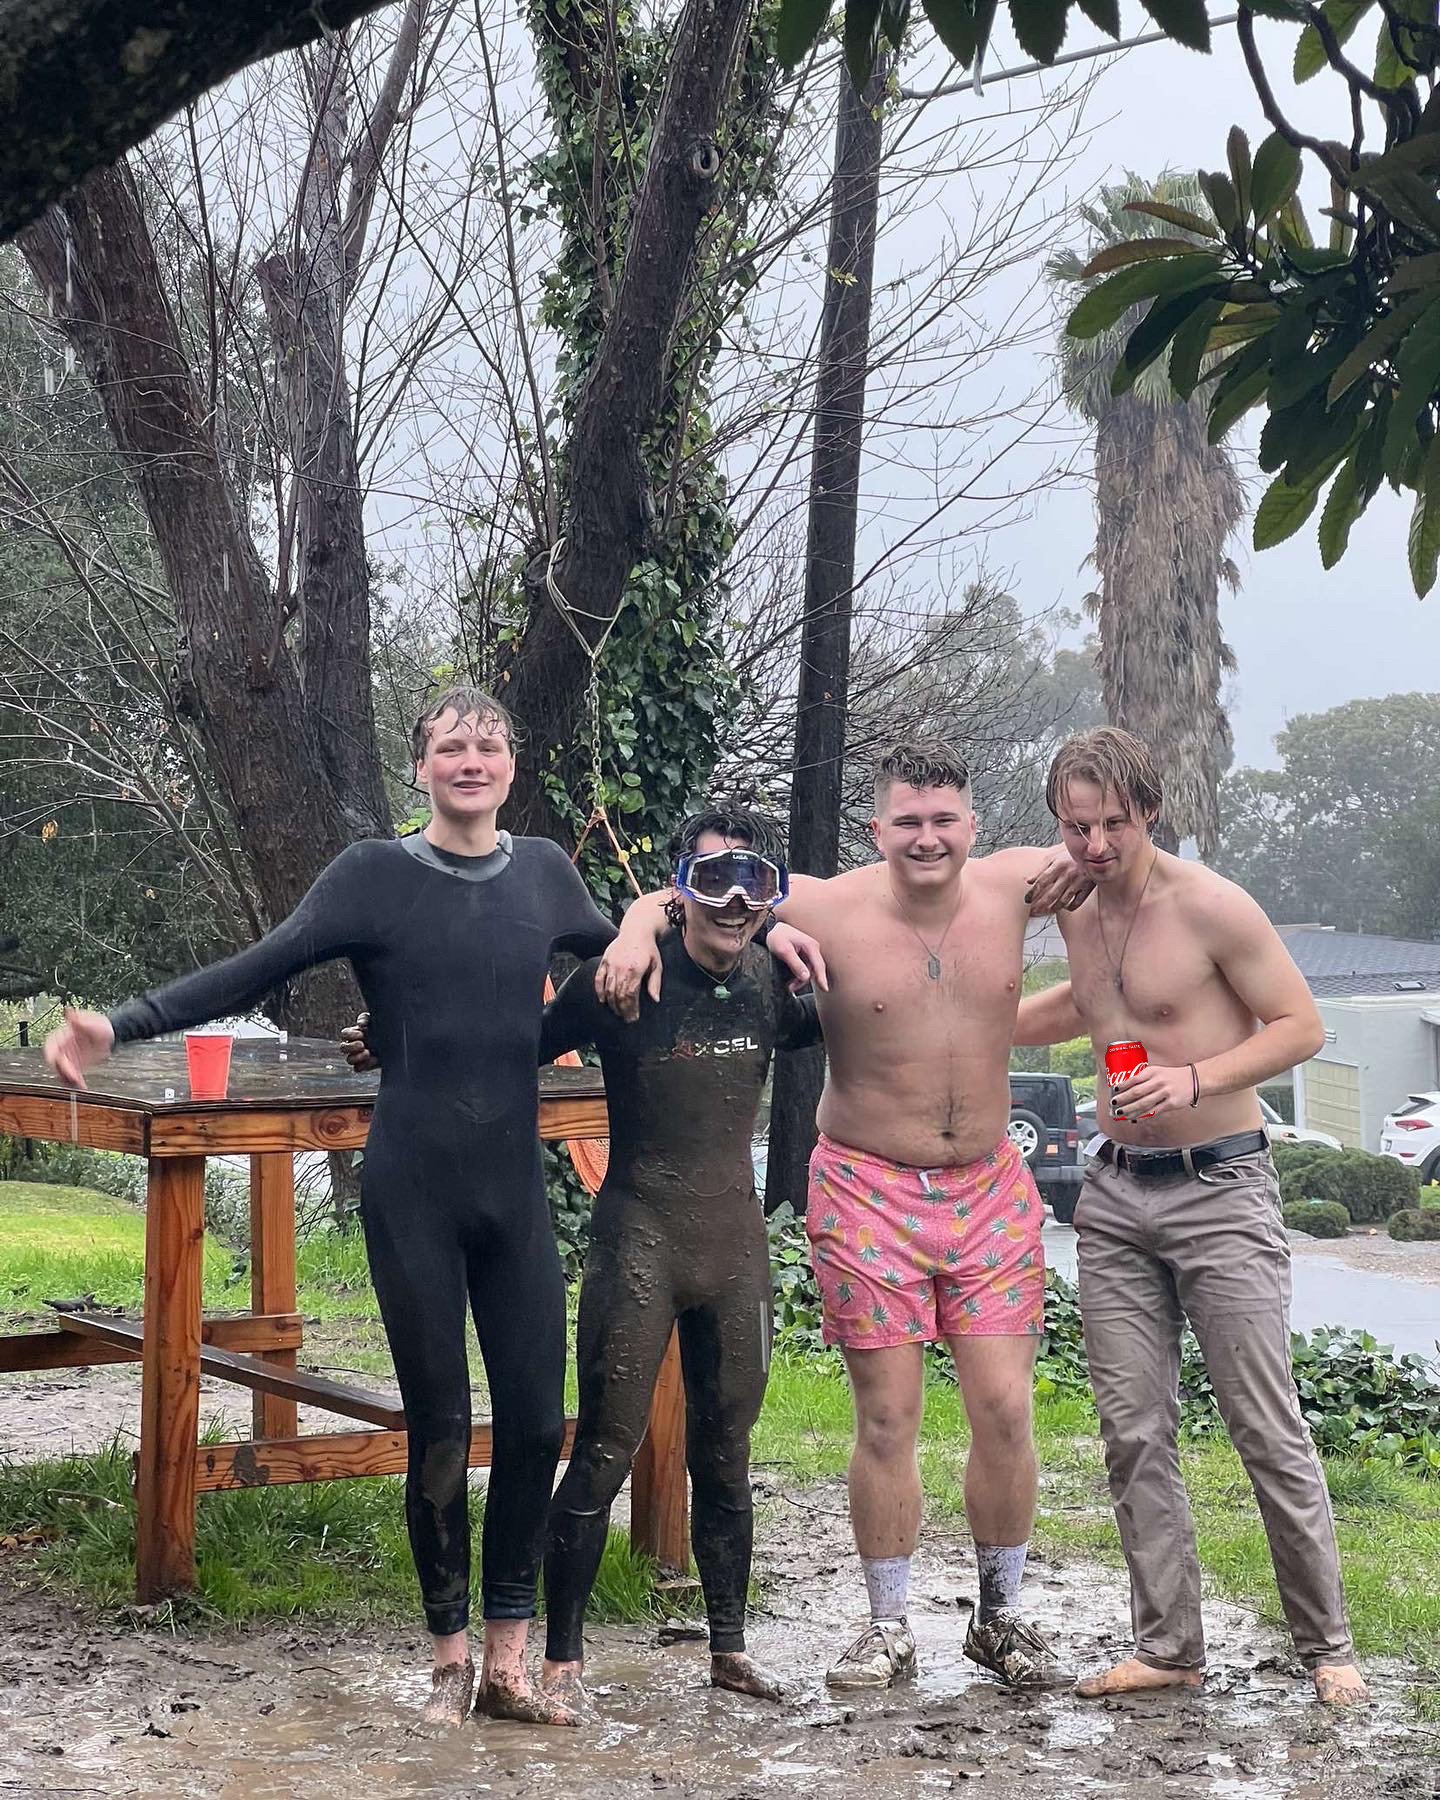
[185,1032,233,1100]
[1105,1038,1153,1120]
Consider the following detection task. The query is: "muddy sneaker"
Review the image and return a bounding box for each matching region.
[825,1618,917,1691]
[964,1610,1074,1691]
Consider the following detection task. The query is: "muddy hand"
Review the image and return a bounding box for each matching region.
[43,1006,114,1090]
[595,939,662,1021]
[1025,848,1093,914]
[339,1011,379,1073]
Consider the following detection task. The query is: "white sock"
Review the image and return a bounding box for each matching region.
[976,1541,1028,1622]
[861,1554,911,1622]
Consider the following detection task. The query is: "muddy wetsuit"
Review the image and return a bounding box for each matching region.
[538,934,820,1661]
[107,832,614,1636]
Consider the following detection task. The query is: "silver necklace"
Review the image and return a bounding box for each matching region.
[1096,850,1158,994]
[891,884,964,982]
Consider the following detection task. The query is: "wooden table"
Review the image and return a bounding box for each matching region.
[0,1040,688,1600]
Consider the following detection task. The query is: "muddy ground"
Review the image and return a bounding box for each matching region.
[0,1466,1435,1800]
[1289,1231,1440,1287]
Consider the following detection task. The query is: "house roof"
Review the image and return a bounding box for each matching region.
[1279,925,1440,998]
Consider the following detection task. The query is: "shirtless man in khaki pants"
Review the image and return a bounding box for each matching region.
[602,742,1084,1692]
[1015,727,1368,1706]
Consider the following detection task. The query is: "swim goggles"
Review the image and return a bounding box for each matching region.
[674,848,789,910]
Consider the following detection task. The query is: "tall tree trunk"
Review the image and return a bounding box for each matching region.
[766,57,885,1219]
[502,0,755,839]
[19,160,387,1035]
[0,0,399,241]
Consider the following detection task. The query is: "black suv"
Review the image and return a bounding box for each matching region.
[1008,1073,1083,1223]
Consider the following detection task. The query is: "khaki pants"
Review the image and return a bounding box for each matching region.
[1076,1147,1353,1670]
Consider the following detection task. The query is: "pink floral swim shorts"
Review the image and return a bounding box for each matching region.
[804,1132,1045,1348]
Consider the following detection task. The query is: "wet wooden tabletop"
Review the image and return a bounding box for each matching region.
[0,1039,606,1114]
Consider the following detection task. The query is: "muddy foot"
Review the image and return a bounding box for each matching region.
[711,1651,786,1702]
[1075,1658,1204,1698]
[539,1664,593,1716]
[1314,1663,1370,1707]
[415,1657,475,1730]
[475,1677,581,1727]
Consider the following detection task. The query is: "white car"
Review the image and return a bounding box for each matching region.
[1379,1092,1440,1184]
[1073,1094,1340,1152]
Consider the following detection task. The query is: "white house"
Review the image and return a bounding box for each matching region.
[1280,927,1440,1151]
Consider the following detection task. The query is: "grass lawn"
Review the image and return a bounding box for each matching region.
[1,1176,1436,1709]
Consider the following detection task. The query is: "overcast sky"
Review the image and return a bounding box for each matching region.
[865,3,1438,771]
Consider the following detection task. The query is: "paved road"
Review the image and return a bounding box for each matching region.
[1042,1222,1440,1365]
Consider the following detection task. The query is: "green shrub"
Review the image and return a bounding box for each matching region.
[1419,1183,1440,1212]
[1271,1141,1339,1185]
[1281,1148,1419,1223]
[0,1141,145,1204]
[1388,1207,1440,1242]
[1283,1199,1351,1238]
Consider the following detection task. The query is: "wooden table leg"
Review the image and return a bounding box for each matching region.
[135,1154,206,1602]
[249,1153,298,1440]
[630,1327,689,1573]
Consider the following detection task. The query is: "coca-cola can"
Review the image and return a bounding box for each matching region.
[1105,1039,1152,1120]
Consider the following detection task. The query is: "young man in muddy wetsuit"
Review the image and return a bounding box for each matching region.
[45,687,624,1731]
[601,743,1088,1694]
[1014,727,1368,1707]
[346,801,818,1711]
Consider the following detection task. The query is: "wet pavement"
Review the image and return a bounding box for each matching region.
[1043,1224,1440,1365]
[0,1482,1433,1800]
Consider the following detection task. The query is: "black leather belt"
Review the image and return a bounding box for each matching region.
[1097,1129,1268,1181]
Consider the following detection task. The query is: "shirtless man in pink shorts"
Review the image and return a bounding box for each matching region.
[602,742,1084,1692]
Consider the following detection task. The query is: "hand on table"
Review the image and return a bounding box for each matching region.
[44,1007,114,1090]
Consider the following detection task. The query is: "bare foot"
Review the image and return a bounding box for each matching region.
[475,1677,581,1727]
[1075,1658,1204,1698]
[1314,1663,1370,1707]
[417,1656,475,1730]
[711,1651,786,1702]
[539,1662,592,1716]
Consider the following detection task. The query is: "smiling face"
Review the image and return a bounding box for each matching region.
[415,707,516,825]
[1054,776,1154,883]
[870,780,977,892]
[679,828,771,970]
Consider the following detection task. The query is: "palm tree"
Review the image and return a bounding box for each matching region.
[1049,174,1244,857]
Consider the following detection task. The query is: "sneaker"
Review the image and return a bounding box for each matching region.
[964,1609,1075,1690]
[825,1618,917,1691]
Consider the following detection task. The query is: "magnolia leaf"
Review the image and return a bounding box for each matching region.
[1010,0,1068,61]
[1407,437,1440,596]
[1208,365,1271,441]
[1254,472,1322,549]
[1168,297,1225,396]
[1079,236,1209,277]
[923,0,995,67]
[844,0,883,87]
[1075,0,1121,31]
[1199,169,1241,235]
[1328,288,1434,404]
[775,0,833,65]
[1317,450,1364,568]
[1227,127,1253,220]
[1294,0,1372,82]
[1142,0,1211,52]
[1111,286,1225,396]
[1066,253,1227,340]
[1122,199,1220,238]
[1251,132,1302,223]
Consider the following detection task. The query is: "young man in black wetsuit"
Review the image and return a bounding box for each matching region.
[347,802,820,1713]
[44,687,619,1730]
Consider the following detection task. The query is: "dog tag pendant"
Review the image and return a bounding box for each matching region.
[927,954,942,981]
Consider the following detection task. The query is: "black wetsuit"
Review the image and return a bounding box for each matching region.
[538,934,820,1661]
[107,832,615,1636]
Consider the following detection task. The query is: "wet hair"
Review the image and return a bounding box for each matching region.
[1046,726,1163,824]
[664,799,787,931]
[872,740,971,814]
[410,685,518,765]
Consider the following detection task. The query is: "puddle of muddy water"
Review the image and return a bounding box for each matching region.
[1,1480,1434,1800]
